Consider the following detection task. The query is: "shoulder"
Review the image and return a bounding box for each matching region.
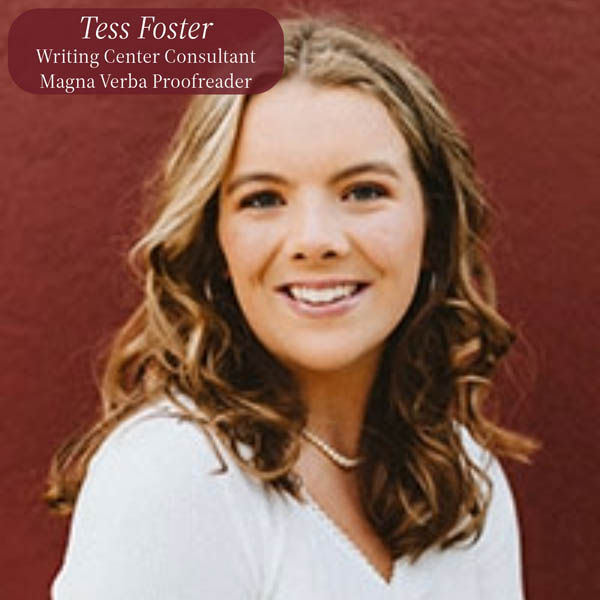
[457,426,525,598]
[458,426,519,523]
[71,400,242,521]
[75,397,279,527]
[88,400,225,482]
[52,398,276,599]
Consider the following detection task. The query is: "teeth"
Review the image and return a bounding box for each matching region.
[288,284,359,304]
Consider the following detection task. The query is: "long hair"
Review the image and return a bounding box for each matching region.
[47,17,537,561]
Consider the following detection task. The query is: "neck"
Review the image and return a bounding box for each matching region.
[294,350,381,457]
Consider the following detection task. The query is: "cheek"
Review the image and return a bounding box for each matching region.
[218,219,276,290]
[353,210,426,274]
[219,220,251,273]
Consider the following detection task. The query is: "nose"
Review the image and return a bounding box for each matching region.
[285,194,350,262]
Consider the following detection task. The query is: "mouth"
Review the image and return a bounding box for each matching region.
[277,281,370,307]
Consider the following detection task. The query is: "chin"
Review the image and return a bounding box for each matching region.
[278,344,384,376]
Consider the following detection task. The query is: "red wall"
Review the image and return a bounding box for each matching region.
[2,1,599,598]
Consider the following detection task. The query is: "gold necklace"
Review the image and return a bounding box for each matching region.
[301,429,364,470]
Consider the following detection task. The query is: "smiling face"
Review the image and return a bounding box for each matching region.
[218,80,427,377]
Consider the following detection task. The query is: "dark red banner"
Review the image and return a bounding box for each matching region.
[8,9,283,94]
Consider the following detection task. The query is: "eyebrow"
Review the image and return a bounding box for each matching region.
[224,172,287,195]
[330,162,400,185]
[224,161,401,195]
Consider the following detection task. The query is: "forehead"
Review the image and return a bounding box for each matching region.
[226,79,412,178]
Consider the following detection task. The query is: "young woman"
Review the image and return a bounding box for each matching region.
[49,17,536,599]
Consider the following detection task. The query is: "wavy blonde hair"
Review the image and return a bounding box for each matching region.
[47,17,537,561]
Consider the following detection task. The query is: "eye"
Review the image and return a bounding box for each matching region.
[342,183,388,202]
[239,190,284,209]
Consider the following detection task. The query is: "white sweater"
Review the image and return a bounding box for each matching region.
[52,400,525,599]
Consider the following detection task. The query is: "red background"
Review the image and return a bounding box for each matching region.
[1,1,599,598]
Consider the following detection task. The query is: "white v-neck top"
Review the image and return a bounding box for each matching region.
[51,400,525,599]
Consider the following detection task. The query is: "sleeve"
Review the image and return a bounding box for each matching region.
[51,413,262,600]
[475,454,526,600]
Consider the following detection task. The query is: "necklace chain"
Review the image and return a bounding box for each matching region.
[301,429,364,470]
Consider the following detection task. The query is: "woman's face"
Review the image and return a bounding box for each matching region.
[218,79,426,377]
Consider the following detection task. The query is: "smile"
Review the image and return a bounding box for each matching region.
[276,280,370,316]
[288,283,365,304]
